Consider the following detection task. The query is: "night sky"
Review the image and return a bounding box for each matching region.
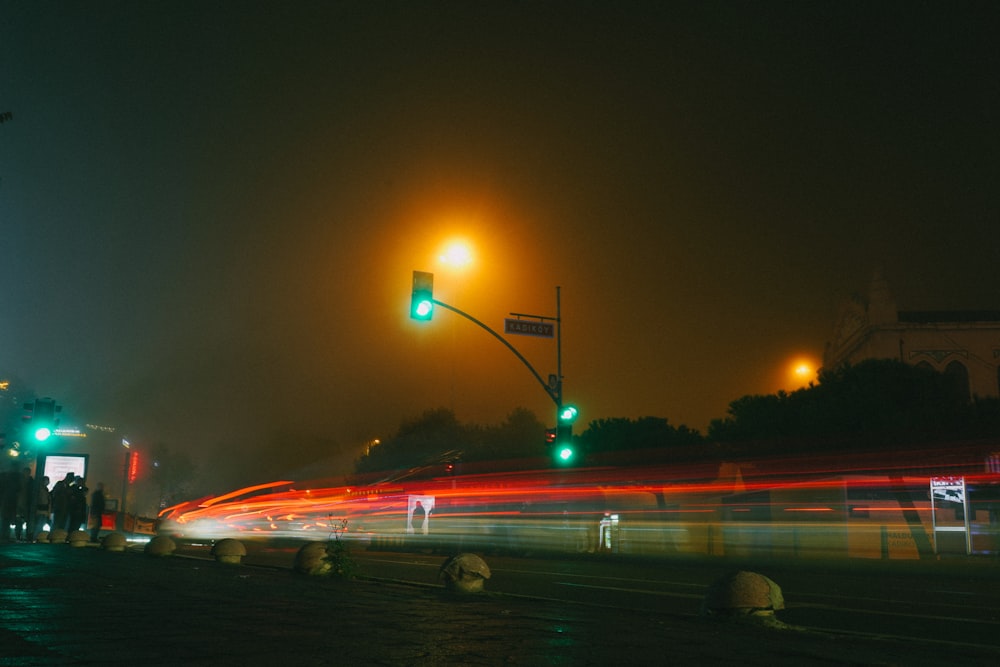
[2,2,997,487]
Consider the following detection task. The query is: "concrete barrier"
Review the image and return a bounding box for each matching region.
[68,530,90,547]
[212,538,246,565]
[702,571,785,617]
[101,532,128,552]
[145,535,176,557]
[294,541,334,575]
[439,553,491,594]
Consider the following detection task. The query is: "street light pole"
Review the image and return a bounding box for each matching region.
[556,285,563,411]
[119,440,131,534]
[413,270,571,453]
[431,298,560,407]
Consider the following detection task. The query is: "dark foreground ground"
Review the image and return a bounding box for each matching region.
[1,541,997,666]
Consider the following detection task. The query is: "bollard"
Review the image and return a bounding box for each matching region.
[702,570,785,617]
[101,532,128,552]
[34,530,50,543]
[48,529,68,544]
[145,535,176,557]
[294,541,333,575]
[211,538,246,565]
[439,553,491,594]
[68,530,90,547]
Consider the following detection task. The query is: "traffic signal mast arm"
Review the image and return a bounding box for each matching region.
[431,298,560,408]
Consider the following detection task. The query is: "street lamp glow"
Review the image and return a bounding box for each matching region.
[785,356,819,388]
[439,240,473,267]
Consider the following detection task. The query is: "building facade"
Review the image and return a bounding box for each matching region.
[824,273,1000,401]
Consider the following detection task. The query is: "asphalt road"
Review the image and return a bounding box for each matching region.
[178,538,1000,654]
[4,539,1000,665]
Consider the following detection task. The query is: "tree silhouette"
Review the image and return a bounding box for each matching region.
[355,408,469,474]
[576,416,703,456]
[707,358,995,449]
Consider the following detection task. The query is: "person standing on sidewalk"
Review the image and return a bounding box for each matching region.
[14,467,32,541]
[51,473,74,532]
[68,478,88,532]
[89,483,106,543]
[0,462,20,542]
[34,476,51,539]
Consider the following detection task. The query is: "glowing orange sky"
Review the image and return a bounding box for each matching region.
[1,3,996,491]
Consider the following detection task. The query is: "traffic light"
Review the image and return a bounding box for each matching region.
[553,404,578,465]
[24,398,60,442]
[554,443,576,463]
[557,404,578,442]
[558,405,579,423]
[410,270,434,320]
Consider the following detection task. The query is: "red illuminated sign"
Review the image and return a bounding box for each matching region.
[128,451,139,483]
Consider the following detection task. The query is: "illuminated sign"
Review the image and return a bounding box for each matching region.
[40,454,89,490]
[930,476,970,555]
[930,476,965,504]
[128,451,140,483]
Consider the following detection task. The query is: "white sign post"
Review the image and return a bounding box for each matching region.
[930,476,971,555]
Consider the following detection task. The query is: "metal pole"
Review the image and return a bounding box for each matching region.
[432,299,559,406]
[556,286,562,409]
[120,449,131,534]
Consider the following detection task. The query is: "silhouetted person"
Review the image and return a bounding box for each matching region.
[51,472,74,532]
[34,475,51,539]
[0,462,20,542]
[68,477,88,532]
[14,467,32,541]
[89,482,106,542]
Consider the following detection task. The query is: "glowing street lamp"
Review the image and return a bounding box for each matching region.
[438,240,473,268]
[784,356,819,389]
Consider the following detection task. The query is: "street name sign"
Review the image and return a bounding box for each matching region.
[504,318,554,338]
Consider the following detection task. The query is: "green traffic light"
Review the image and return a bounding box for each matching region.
[411,270,434,321]
[557,445,574,461]
[34,426,52,442]
[558,405,578,423]
[414,298,433,319]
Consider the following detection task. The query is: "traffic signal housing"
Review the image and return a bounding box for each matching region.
[24,398,60,442]
[553,404,579,465]
[556,404,578,442]
[411,270,434,320]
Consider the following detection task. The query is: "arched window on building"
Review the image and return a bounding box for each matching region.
[915,360,934,373]
[944,360,971,403]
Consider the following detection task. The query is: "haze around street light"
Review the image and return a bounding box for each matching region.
[1,3,995,493]
[438,240,474,269]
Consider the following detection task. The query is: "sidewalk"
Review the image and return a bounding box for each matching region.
[0,540,993,666]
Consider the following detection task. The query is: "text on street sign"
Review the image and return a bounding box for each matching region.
[504,318,554,338]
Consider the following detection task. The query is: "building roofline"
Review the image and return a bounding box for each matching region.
[898,310,1000,324]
